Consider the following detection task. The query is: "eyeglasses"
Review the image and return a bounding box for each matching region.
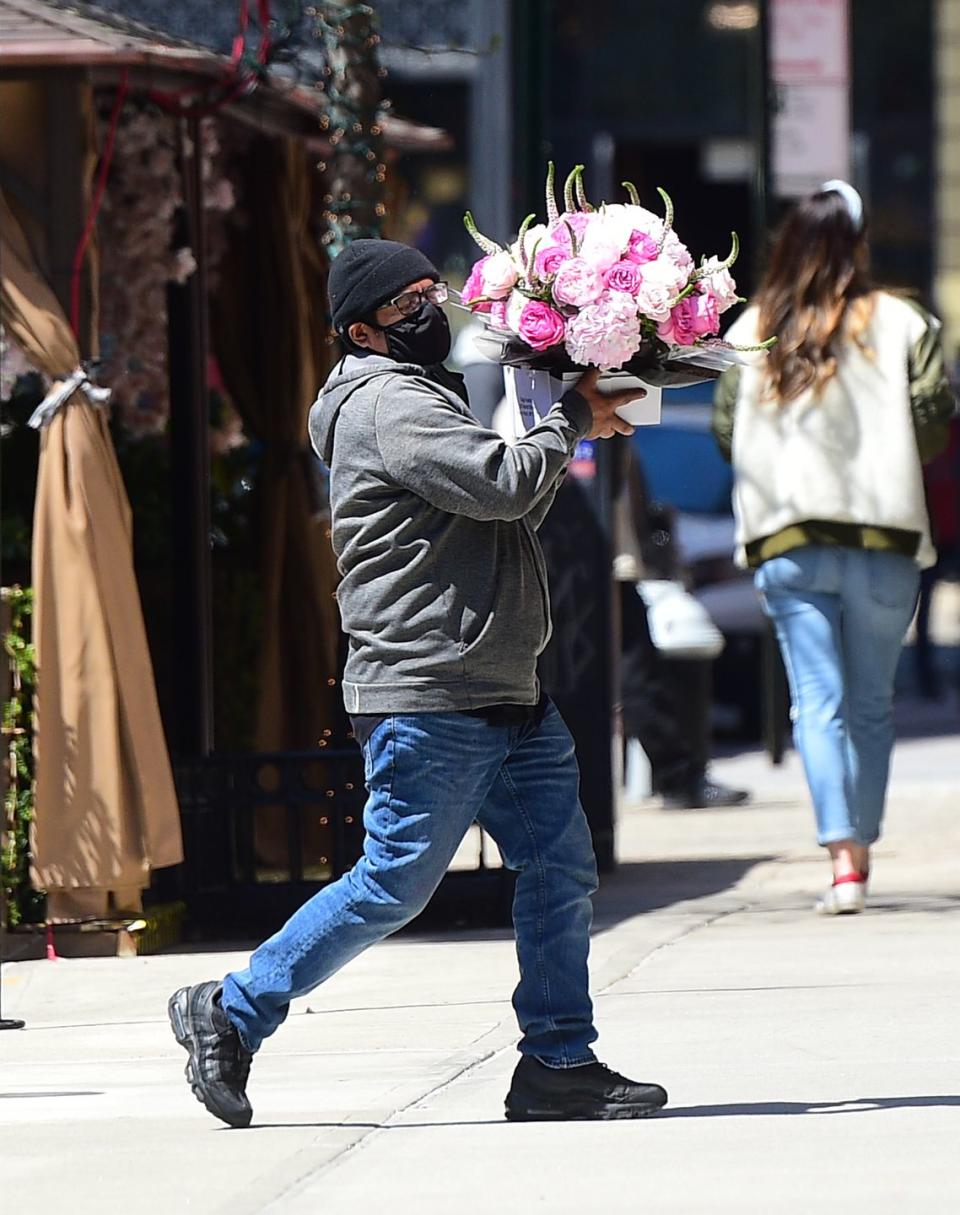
[385,281,449,317]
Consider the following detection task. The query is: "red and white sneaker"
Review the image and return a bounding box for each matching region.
[815,872,866,916]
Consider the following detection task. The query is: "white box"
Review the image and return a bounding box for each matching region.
[504,367,662,434]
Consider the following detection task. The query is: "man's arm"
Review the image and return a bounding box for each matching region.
[374,376,592,521]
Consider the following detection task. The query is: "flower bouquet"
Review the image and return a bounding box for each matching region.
[460,164,756,408]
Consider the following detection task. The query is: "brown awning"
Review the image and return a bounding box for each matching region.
[0,0,450,150]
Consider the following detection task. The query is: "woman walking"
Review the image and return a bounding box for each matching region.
[713,181,954,914]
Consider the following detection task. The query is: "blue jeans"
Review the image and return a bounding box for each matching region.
[756,547,919,847]
[221,699,600,1066]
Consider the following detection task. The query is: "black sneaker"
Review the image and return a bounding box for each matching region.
[661,779,749,810]
[168,980,253,1128]
[505,1057,668,1121]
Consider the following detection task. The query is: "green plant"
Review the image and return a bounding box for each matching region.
[2,586,43,926]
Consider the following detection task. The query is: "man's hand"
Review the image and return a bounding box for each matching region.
[573,369,643,439]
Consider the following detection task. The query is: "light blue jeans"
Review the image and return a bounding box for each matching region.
[756,546,919,847]
[221,699,600,1066]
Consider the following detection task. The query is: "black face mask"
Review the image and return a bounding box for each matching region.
[380,302,451,366]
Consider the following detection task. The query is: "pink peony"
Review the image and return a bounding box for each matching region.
[578,215,626,271]
[604,259,643,295]
[564,290,643,371]
[657,290,720,346]
[625,230,659,265]
[462,257,493,312]
[533,244,569,281]
[480,249,519,299]
[552,257,605,307]
[518,300,566,351]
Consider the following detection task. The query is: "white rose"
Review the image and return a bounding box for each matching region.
[698,257,739,312]
[505,289,527,335]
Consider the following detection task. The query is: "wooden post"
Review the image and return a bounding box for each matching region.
[44,71,87,348]
[168,116,214,758]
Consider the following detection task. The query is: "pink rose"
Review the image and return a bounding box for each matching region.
[552,257,605,307]
[625,230,659,265]
[657,291,720,346]
[480,249,519,299]
[549,212,591,250]
[603,259,643,295]
[462,257,492,312]
[533,244,568,281]
[518,300,566,351]
[489,298,510,328]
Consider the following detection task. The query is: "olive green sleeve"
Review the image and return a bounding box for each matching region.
[711,365,742,463]
[906,306,956,464]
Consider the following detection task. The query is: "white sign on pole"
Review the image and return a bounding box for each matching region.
[771,0,851,197]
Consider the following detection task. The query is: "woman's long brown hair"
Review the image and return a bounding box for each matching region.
[756,191,874,404]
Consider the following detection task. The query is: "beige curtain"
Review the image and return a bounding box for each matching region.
[0,180,183,920]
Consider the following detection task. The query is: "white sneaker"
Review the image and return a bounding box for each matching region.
[816,875,866,916]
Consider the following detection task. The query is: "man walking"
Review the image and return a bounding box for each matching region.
[168,238,669,1127]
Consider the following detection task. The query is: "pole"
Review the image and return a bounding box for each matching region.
[752,0,774,284]
[168,116,214,758]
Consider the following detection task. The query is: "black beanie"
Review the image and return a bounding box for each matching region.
[328,239,439,333]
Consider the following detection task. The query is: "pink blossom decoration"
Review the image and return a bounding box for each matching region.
[564,290,643,371]
[657,291,720,347]
[604,260,643,295]
[552,258,605,307]
[517,300,566,351]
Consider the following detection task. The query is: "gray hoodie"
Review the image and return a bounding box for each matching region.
[309,353,591,714]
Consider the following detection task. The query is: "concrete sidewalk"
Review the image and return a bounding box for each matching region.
[2,728,959,1214]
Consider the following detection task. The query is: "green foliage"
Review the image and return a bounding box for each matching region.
[2,586,44,926]
[0,373,43,567]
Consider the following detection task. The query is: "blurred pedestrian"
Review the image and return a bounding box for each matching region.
[713,182,954,914]
[168,239,669,1127]
[611,436,749,808]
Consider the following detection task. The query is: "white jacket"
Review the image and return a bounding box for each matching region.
[722,292,940,569]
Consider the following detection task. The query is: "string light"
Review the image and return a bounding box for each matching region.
[311,2,386,252]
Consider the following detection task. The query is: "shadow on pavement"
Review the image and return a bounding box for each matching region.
[0,1091,103,1099]
[250,1093,960,1131]
[152,855,773,955]
[592,856,772,930]
[661,1095,960,1117]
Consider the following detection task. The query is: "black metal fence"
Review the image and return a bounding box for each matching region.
[172,746,515,936]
